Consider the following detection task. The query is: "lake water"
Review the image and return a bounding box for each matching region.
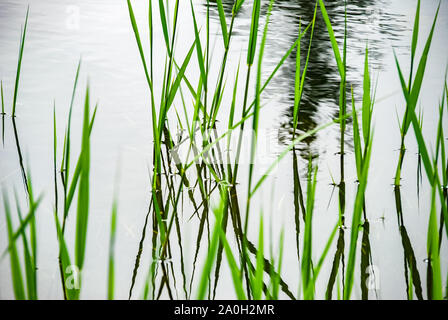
[0,0,447,299]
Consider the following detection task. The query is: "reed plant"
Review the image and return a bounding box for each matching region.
[1,0,446,301]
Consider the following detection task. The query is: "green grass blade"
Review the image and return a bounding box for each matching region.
[107,196,118,300]
[427,173,442,299]
[1,196,42,260]
[166,41,195,110]
[409,106,448,241]
[302,160,317,300]
[272,230,284,300]
[253,217,264,300]
[126,0,153,91]
[216,0,229,47]
[64,105,97,218]
[294,5,317,132]
[190,0,207,93]
[127,0,159,170]
[404,3,440,131]
[12,6,29,117]
[3,191,26,300]
[247,0,261,66]
[352,88,362,178]
[158,0,171,54]
[393,51,410,106]
[232,0,246,16]
[344,133,374,299]
[215,196,247,300]
[313,221,339,280]
[362,45,371,142]
[411,0,420,62]
[293,24,302,132]
[318,0,344,77]
[62,59,82,179]
[409,110,433,181]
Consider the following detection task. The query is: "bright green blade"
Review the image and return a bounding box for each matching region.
[318,0,344,77]
[247,0,261,66]
[75,85,91,271]
[107,197,118,300]
[362,45,371,142]
[3,191,26,300]
[216,0,229,47]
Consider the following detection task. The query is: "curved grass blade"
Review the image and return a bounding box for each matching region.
[166,41,196,110]
[158,0,171,54]
[74,85,91,271]
[293,4,317,132]
[62,59,82,184]
[1,195,42,260]
[54,210,79,300]
[404,3,440,132]
[362,45,371,142]
[318,0,344,77]
[63,104,97,222]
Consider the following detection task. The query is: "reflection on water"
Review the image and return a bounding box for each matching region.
[272,0,406,158]
[208,0,408,160]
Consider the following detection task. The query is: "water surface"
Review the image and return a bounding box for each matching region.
[0,0,447,299]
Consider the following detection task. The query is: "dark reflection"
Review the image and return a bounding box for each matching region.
[206,0,407,160]
[211,0,234,15]
[360,200,377,299]
[394,185,424,300]
[12,117,29,196]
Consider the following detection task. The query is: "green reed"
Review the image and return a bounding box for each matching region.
[11,6,29,117]
[1,0,447,301]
